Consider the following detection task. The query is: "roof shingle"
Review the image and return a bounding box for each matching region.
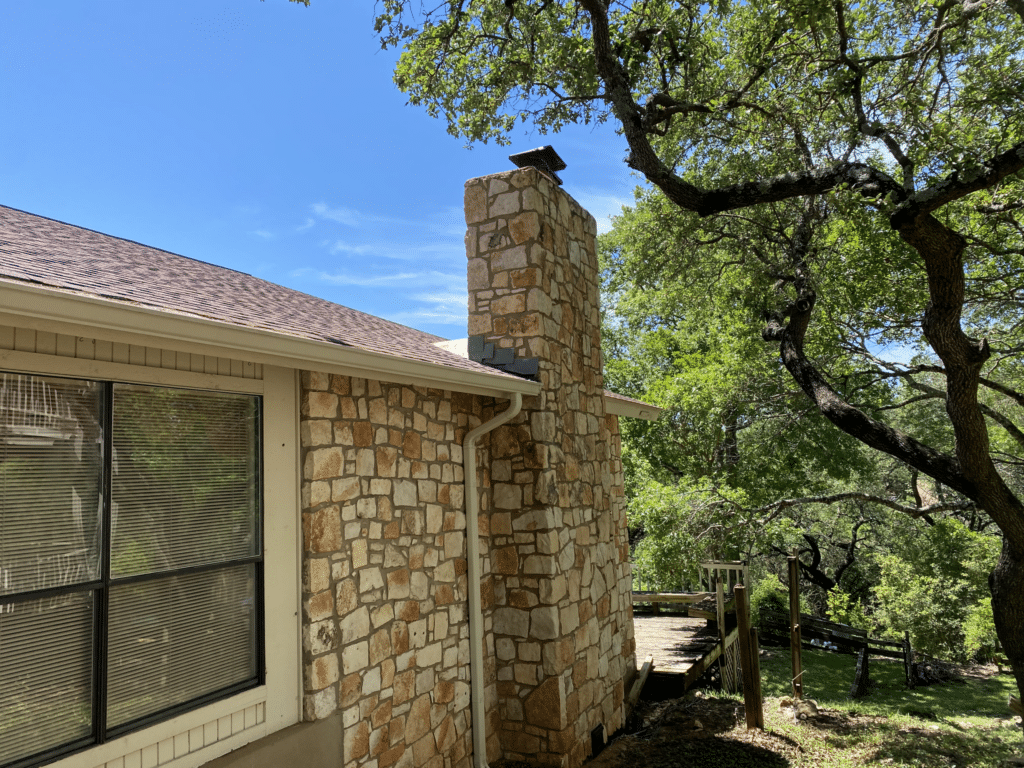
[0,204,516,379]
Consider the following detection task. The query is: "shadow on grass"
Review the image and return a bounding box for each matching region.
[618,736,791,768]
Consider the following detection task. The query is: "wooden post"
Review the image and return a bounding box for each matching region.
[903,631,916,689]
[716,576,728,691]
[788,554,803,700]
[734,584,763,729]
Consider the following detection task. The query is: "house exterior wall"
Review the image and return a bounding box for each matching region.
[0,328,302,768]
[295,167,637,768]
[465,168,635,767]
[298,374,491,768]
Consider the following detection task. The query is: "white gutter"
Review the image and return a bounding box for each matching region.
[463,392,523,768]
[0,281,541,400]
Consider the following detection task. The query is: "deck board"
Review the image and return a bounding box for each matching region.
[632,613,719,673]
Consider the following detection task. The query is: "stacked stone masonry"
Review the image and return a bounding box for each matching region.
[465,168,636,767]
[301,373,489,768]
[297,166,637,768]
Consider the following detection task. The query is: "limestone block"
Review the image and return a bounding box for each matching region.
[444,531,465,559]
[341,672,362,707]
[342,640,369,676]
[303,370,330,391]
[524,676,566,731]
[406,694,432,743]
[493,546,518,576]
[493,607,530,637]
[492,245,528,271]
[491,293,527,316]
[523,555,557,575]
[306,590,334,622]
[539,575,567,604]
[305,447,344,481]
[341,606,371,644]
[465,184,488,223]
[372,603,396,627]
[344,721,369,761]
[530,606,560,640]
[490,191,520,217]
[560,604,580,634]
[332,476,360,502]
[496,637,515,661]
[307,392,339,419]
[455,681,471,711]
[355,448,375,476]
[307,653,339,692]
[364,666,382,694]
[305,685,337,721]
[387,568,411,600]
[352,539,368,569]
[394,479,417,507]
[307,557,331,594]
[307,506,342,553]
[536,531,560,555]
[513,508,560,531]
[359,567,384,593]
[418,642,443,667]
[389,665,413,703]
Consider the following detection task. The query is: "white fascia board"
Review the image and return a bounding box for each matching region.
[0,281,541,399]
[605,395,663,421]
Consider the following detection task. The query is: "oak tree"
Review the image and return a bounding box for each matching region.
[374,0,1024,697]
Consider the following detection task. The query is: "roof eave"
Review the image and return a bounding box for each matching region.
[0,280,541,399]
[605,397,663,421]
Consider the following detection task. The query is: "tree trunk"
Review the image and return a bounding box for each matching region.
[991,540,1024,698]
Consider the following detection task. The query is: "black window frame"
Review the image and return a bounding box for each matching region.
[0,373,265,768]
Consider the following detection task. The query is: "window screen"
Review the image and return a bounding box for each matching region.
[0,373,262,768]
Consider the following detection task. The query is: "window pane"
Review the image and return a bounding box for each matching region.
[0,373,103,596]
[106,564,257,729]
[111,385,258,578]
[0,592,94,766]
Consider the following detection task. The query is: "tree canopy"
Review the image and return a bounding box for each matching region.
[373,0,1024,698]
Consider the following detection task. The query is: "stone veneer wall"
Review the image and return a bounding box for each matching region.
[465,167,636,767]
[299,372,493,768]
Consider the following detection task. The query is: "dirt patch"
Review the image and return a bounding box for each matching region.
[586,694,800,768]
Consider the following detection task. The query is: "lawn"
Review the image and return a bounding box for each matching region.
[582,648,1023,768]
[751,648,1022,767]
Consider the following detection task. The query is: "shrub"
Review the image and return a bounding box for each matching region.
[963,597,999,663]
[749,573,788,629]
[825,587,870,631]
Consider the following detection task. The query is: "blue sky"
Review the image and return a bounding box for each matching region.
[1,1,640,339]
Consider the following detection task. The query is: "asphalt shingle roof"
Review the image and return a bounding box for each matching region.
[0,204,516,379]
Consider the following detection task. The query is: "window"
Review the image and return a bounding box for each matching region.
[0,373,262,768]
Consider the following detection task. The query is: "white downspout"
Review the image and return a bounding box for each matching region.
[463,392,522,768]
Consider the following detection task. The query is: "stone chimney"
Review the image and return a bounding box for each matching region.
[464,166,635,766]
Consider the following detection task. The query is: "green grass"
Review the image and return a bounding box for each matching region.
[746,648,1022,767]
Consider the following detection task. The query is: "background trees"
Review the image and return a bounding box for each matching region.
[374,0,1024,696]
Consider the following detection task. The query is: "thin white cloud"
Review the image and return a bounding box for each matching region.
[293,268,463,289]
[296,217,315,232]
[572,189,635,234]
[253,229,274,239]
[311,202,359,226]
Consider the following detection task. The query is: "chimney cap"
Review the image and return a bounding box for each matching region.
[509,145,566,185]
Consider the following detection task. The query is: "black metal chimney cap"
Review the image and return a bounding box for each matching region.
[509,145,566,185]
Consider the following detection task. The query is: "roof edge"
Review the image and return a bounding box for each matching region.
[0,280,541,399]
[605,392,663,421]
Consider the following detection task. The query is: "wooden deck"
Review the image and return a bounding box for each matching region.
[632,613,719,673]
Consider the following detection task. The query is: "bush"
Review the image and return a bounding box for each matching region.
[963,598,999,663]
[749,573,788,629]
[870,518,999,662]
[825,587,870,631]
